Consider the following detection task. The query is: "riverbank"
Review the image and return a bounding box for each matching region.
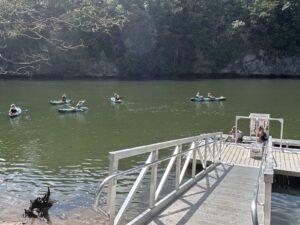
[0,222,26,225]
[1,73,300,80]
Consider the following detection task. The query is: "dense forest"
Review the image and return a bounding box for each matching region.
[0,0,299,78]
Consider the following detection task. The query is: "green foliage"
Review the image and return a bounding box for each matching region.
[248,0,300,51]
[0,0,299,76]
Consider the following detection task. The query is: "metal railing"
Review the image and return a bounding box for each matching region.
[93,132,223,225]
[251,136,274,225]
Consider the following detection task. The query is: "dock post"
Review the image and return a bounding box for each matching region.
[264,173,273,225]
[108,154,119,225]
[192,143,196,179]
[176,145,182,189]
[264,139,274,225]
[149,150,158,208]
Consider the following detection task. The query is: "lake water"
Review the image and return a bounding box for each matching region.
[0,80,300,224]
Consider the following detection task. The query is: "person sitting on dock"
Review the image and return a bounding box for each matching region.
[257,126,268,143]
[226,126,243,143]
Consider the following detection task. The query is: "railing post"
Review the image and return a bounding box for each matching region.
[108,154,119,225]
[264,173,273,225]
[213,135,216,163]
[176,145,182,190]
[149,150,158,208]
[264,139,274,225]
[192,142,196,179]
[204,138,208,169]
[219,134,222,160]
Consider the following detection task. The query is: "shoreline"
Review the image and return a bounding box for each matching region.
[1,73,300,81]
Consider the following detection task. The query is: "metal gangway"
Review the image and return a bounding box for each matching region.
[93,132,274,225]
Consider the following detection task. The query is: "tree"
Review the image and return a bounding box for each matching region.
[0,0,127,75]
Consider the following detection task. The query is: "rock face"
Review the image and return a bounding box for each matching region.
[222,50,300,76]
[85,52,119,78]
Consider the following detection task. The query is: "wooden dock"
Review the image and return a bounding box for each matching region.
[148,164,263,225]
[146,142,300,225]
[219,143,300,174]
[94,132,300,225]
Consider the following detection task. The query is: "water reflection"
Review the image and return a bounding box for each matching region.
[272,175,300,225]
[57,111,88,122]
[1,80,300,223]
[9,115,21,126]
[272,193,300,225]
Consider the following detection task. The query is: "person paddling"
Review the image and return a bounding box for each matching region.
[114,93,121,100]
[62,94,67,102]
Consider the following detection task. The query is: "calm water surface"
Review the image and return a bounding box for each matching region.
[0,80,300,224]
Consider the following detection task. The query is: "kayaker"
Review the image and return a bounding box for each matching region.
[195,92,203,100]
[196,92,202,97]
[114,93,120,100]
[257,126,268,143]
[208,92,215,99]
[62,94,67,102]
[9,104,17,113]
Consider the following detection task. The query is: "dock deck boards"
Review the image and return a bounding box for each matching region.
[148,164,263,225]
[147,141,300,225]
[200,142,300,173]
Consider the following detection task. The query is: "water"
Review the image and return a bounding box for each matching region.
[0,80,300,224]
[272,175,300,225]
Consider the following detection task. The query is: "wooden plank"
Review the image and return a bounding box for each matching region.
[232,145,241,164]
[278,151,285,170]
[293,153,299,172]
[230,145,238,164]
[221,144,230,163]
[293,153,300,172]
[222,144,232,163]
[238,147,246,166]
[288,152,296,172]
[148,164,261,225]
[235,147,244,165]
[283,151,290,171]
[243,148,252,167]
[277,150,282,169]
[240,148,249,165]
[224,144,233,163]
[276,151,284,170]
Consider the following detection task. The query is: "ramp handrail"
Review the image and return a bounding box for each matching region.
[251,136,274,225]
[94,132,223,225]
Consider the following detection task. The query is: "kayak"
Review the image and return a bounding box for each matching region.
[50,99,72,105]
[111,97,123,104]
[9,107,22,118]
[58,107,88,113]
[190,96,226,102]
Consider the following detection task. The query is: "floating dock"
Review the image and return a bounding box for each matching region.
[94,114,300,225]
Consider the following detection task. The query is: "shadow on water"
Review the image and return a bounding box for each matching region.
[272,175,300,225]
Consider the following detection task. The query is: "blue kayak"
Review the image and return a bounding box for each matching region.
[190,96,226,102]
[50,99,72,105]
[58,106,88,113]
